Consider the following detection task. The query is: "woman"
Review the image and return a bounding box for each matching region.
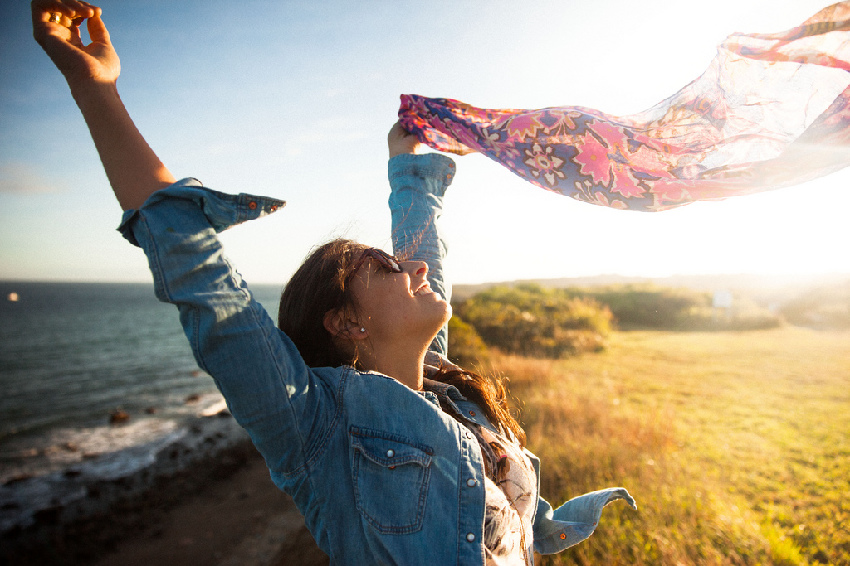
[32,1,635,564]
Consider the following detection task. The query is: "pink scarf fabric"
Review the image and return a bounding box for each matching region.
[398,2,850,211]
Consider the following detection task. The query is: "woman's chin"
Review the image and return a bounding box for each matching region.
[434,302,452,332]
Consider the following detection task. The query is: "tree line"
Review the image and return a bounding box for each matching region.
[447,283,785,364]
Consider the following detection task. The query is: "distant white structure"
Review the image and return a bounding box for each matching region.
[712,290,733,322]
[712,290,733,309]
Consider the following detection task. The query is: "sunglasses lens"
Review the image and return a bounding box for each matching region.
[349,248,404,281]
[370,249,402,273]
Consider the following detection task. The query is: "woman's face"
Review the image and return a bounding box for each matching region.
[348,252,450,348]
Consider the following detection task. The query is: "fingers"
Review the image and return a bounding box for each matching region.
[31,0,118,84]
[389,121,413,138]
[388,121,422,157]
[85,9,110,46]
[32,0,99,35]
[32,0,104,52]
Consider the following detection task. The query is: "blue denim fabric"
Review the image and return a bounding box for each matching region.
[387,152,455,356]
[118,155,635,565]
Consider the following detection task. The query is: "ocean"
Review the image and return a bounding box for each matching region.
[0,280,283,532]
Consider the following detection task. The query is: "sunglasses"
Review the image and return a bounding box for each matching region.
[349,247,404,277]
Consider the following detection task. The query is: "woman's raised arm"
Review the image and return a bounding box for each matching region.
[387,122,456,355]
[32,0,175,210]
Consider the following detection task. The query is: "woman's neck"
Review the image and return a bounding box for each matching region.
[362,346,426,391]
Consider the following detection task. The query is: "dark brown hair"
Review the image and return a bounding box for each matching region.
[278,238,525,446]
[431,367,526,447]
[277,239,368,368]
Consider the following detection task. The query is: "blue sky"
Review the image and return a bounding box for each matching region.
[1,0,848,285]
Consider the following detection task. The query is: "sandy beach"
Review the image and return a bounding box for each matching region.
[3,435,328,566]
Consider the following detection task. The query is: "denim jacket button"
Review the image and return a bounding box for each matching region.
[466,533,475,542]
[386,449,394,458]
[466,478,477,487]
[248,201,257,210]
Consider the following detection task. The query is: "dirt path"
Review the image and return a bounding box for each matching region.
[87,448,328,566]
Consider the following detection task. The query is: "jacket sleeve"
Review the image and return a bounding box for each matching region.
[530,447,637,554]
[119,178,338,478]
[388,153,456,355]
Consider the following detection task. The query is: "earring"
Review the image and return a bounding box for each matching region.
[360,327,366,333]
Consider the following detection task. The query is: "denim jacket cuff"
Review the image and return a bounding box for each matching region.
[533,487,637,554]
[388,153,456,196]
[118,178,285,247]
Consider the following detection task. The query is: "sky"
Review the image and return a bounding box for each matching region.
[1,0,849,286]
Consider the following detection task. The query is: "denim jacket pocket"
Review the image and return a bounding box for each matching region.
[349,427,434,535]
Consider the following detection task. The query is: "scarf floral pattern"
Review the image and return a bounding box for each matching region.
[476,425,537,566]
[398,2,850,211]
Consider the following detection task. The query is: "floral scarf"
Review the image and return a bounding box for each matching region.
[398,2,850,211]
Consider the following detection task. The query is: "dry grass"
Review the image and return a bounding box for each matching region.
[485,327,850,565]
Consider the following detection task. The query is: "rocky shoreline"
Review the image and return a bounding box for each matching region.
[1,412,327,565]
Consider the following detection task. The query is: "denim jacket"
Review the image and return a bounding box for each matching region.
[119,153,635,565]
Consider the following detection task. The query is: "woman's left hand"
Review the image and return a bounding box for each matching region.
[32,0,120,87]
[388,121,422,158]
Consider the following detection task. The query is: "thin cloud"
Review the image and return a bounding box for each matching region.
[0,162,61,194]
[282,118,370,157]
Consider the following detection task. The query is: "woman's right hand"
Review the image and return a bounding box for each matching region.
[388,121,422,158]
[31,0,119,86]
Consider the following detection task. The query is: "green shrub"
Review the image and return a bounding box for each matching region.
[446,315,490,367]
[454,284,612,358]
[574,284,783,331]
[780,280,850,329]
[584,284,706,330]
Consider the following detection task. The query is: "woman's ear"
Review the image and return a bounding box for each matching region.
[323,309,368,340]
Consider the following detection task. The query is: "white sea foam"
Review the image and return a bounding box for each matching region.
[0,281,280,534]
[0,413,249,533]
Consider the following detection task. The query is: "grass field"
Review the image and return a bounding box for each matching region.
[486,327,850,565]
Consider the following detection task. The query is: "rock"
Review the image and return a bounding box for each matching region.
[109,409,130,425]
[3,474,34,486]
[33,506,62,526]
